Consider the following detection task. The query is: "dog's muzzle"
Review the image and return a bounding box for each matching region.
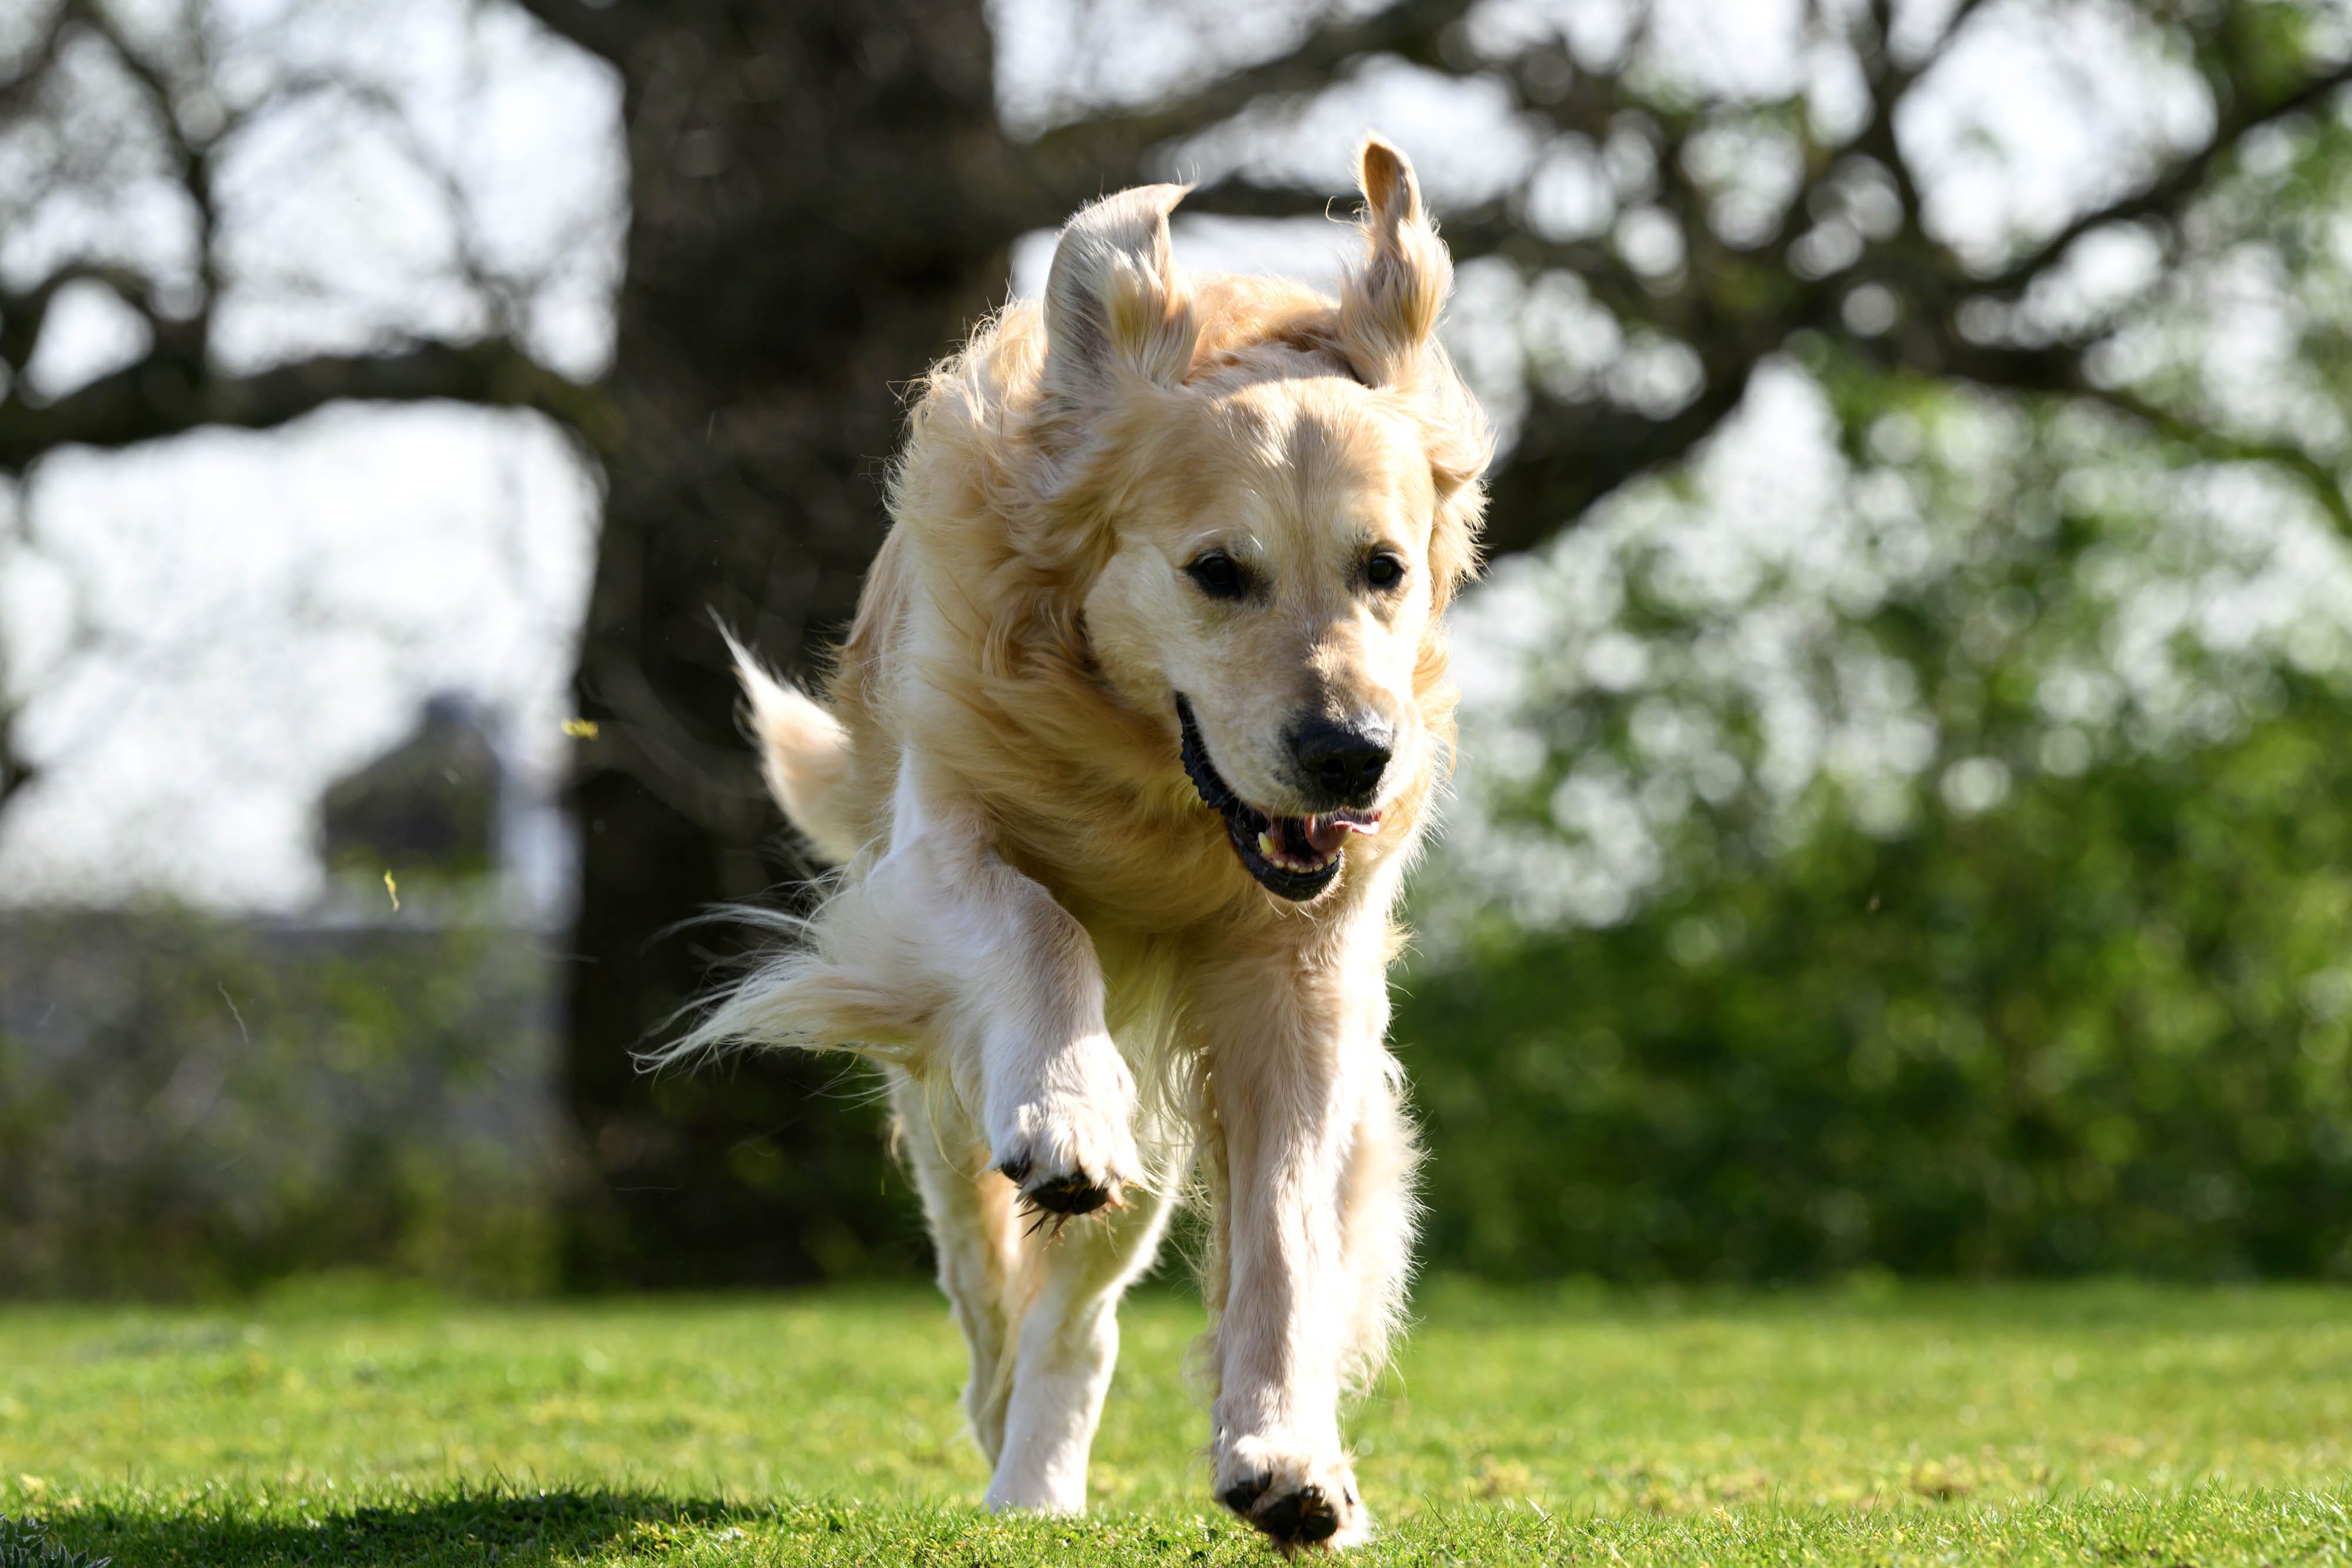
[1177,695,1379,902]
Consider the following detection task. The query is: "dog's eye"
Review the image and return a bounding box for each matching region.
[1365,552,1407,592]
[1186,551,1250,600]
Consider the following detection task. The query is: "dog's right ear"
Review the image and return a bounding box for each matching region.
[1039,183,1197,439]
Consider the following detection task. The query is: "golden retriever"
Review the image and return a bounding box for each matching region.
[683,136,1491,1549]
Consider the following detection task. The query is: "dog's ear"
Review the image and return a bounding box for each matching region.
[1338,136,1452,387]
[1040,183,1197,430]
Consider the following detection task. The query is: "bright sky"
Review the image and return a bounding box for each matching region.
[0,0,2338,913]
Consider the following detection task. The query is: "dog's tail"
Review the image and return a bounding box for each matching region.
[724,630,863,865]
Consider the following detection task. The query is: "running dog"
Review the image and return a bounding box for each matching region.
[685,136,1491,1549]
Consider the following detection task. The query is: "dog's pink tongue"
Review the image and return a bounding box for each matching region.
[1303,813,1377,856]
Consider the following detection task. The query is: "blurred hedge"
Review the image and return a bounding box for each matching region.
[1401,678,2352,1282]
[0,913,562,1297]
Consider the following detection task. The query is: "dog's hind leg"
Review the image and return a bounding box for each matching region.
[889,1069,1024,1463]
[984,1174,1180,1513]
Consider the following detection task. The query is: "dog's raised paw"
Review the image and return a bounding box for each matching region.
[1018,1169,1116,1215]
[990,1059,1141,1229]
[993,1135,1134,1228]
[998,1153,1120,1218]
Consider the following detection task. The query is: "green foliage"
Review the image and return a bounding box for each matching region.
[1407,343,2352,1281]
[6,1282,2351,1564]
[0,1517,108,1568]
[0,912,558,1298]
[1405,688,2352,1280]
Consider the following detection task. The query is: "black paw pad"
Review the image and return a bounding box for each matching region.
[1217,1472,1271,1517]
[1023,1172,1112,1215]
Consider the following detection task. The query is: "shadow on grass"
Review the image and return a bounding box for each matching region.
[46,1487,770,1568]
[42,1483,2352,1568]
[41,1487,1258,1567]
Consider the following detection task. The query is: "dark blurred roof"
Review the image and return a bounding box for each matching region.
[320,694,500,875]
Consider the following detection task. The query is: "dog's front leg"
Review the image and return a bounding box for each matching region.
[874,775,1151,1510]
[874,767,1142,1217]
[1198,935,1411,1551]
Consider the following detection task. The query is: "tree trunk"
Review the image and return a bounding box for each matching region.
[560,0,1021,1286]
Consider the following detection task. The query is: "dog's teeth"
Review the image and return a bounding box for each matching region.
[1258,829,1280,860]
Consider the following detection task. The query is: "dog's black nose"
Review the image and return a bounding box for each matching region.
[1289,717,1392,807]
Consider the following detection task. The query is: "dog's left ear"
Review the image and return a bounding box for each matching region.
[1338,136,1452,388]
[1341,135,1492,599]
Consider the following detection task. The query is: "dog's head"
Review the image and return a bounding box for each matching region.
[1035,138,1492,902]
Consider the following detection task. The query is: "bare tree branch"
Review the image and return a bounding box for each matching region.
[0,744,31,808]
[0,636,32,810]
[0,336,605,473]
[62,0,226,363]
[1973,59,2352,300]
[501,0,630,66]
[0,4,69,116]
[1932,336,2352,536]
[0,485,38,807]
[2087,386,2352,536]
[1404,7,2352,553]
[0,260,168,370]
[1480,369,1762,557]
[1016,0,1474,215]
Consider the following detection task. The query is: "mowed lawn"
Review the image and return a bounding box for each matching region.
[5,1279,2351,1565]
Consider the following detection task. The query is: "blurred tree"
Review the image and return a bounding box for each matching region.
[1406,360,2352,1280]
[1406,686,2352,1281]
[1,0,2346,1285]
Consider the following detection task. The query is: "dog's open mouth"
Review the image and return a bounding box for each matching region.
[1177,696,1379,902]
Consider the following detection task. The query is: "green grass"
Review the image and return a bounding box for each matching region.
[5,1277,2351,1563]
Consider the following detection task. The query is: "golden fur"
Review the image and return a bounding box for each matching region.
[686,136,1491,1550]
